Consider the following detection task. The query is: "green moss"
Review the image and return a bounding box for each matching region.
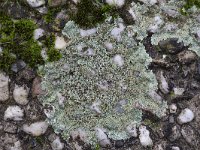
[15,19,36,39]
[181,0,200,15]
[70,0,117,28]
[42,34,62,62]
[43,7,62,23]
[47,47,62,62]
[0,12,61,73]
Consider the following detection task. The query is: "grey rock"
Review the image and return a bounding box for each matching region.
[181,125,200,147]
[48,0,67,7]
[26,0,45,8]
[4,122,18,134]
[178,50,197,64]
[11,60,26,73]
[158,38,184,54]
[32,76,43,98]
[0,72,9,102]
[168,125,181,142]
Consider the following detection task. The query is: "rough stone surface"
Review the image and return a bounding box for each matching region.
[26,0,45,8]
[4,122,18,134]
[181,125,200,147]
[4,106,24,121]
[177,108,194,124]
[48,0,67,7]
[22,121,48,136]
[13,84,29,105]
[0,72,9,102]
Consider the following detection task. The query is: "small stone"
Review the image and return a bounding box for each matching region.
[158,38,184,54]
[139,125,153,147]
[55,36,67,49]
[181,125,200,147]
[80,28,97,37]
[178,50,197,64]
[34,28,45,40]
[168,125,181,142]
[177,108,194,124]
[171,146,180,150]
[11,60,26,73]
[26,0,45,8]
[4,106,24,121]
[104,42,113,51]
[23,121,48,136]
[196,30,200,41]
[48,0,67,7]
[126,123,138,137]
[13,84,29,105]
[169,103,177,114]
[106,0,125,7]
[169,115,175,123]
[159,71,169,94]
[32,77,43,97]
[36,6,48,14]
[4,122,18,133]
[71,129,87,142]
[173,87,185,96]
[95,128,111,148]
[114,140,124,148]
[113,54,124,67]
[0,72,9,101]
[51,136,64,150]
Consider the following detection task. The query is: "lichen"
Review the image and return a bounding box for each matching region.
[38,0,200,148]
[38,16,167,147]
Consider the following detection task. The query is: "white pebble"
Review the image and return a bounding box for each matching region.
[104,42,113,51]
[13,84,29,105]
[148,16,163,33]
[71,129,87,142]
[128,8,137,20]
[169,103,177,114]
[106,0,125,7]
[110,23,125,41]
[55,36,67,50]
[51,136,64,150]
[113,54,124,67]
[57,92,65,107]
[26,0,45,8]
[171,146,180,150]
[34,28,44,40]
[90,101,102,114]
[0,72,9,101]
[138,0,157,5]
[80,28,97,37]
[173,87,185,96]
[139,125,153,147]
[4,106,24,121]
[95,128,111,147]
[23,121,48,136]
[126,123,138,137]
[177,108,194,124]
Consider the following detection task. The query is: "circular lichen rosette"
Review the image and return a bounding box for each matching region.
[38,16,167,147]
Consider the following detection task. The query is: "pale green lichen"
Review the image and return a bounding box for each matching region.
[38,16,167,146]
[38,0,200,147]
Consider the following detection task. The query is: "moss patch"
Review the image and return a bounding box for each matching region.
[70,0,117,28]
[0,12,61,73]
[181,0,200,15]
